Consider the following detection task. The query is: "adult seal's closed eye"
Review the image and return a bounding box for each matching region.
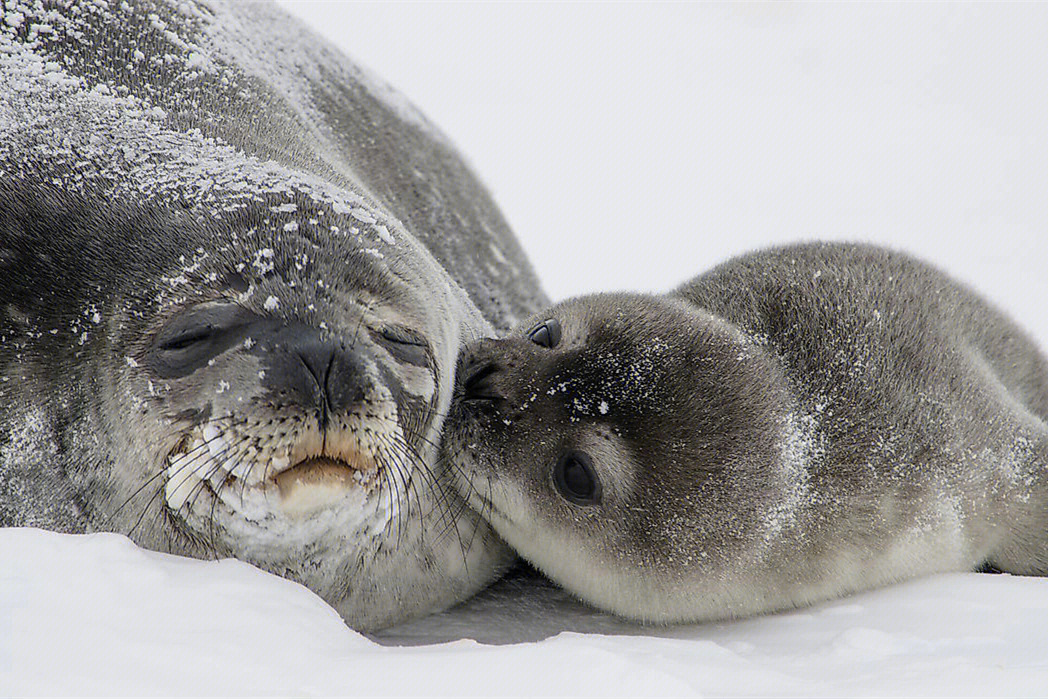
[447,242,1048,624]
[0,0,547,631]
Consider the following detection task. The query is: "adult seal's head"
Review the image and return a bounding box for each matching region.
[0,1,546,631]
[447,243,1048,624]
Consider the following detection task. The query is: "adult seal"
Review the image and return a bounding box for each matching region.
[0,0,547,631]
[448,242,1048,623]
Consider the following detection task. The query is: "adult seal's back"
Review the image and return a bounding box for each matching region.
[449,243,1048,623]
[0,1,547,631]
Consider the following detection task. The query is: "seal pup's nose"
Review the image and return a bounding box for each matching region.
[462,361,503,402]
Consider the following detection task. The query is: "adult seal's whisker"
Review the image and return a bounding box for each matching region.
[380,432,466,556]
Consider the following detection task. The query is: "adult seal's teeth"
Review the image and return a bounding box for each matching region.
[166,449,194,478]
[201,423,221,443]
[231,457,253,480]
[205,431,229,459]
[221,455,240,477]
[207,470,227,490]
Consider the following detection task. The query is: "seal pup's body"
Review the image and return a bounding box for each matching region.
[0,1,546,630]
[449,242,1048,623]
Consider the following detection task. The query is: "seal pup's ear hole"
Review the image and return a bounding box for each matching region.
[553,450,601,506]
[528,319,561,349]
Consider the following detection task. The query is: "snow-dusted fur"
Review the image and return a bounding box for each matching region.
[449,242,1048,623]
[0,0,547,630]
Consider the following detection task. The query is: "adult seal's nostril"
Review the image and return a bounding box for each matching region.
[325,344,368,415]
[462,362,503,402]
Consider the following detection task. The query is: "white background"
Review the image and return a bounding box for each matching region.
[277,1,1048,343]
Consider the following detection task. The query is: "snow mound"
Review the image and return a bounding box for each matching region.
[3,528,1047,696]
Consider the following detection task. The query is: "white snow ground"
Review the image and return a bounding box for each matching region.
[6,2,1048,697]
[3,528,1047,696]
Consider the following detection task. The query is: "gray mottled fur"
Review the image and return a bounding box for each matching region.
[449,242,1048,623]
[0,0,546,630]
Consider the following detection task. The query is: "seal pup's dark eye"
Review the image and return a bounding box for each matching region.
[553,450,601,506]
[528,319,561,349]
[376,325,429,367]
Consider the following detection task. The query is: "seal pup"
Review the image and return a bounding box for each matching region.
[0,0,547,630]
[447,242,1048,623]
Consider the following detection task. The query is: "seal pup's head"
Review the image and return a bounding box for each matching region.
[446,293,807,623]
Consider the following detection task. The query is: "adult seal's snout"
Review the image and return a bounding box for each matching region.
[259,326,368,424]
[294,335,358,425]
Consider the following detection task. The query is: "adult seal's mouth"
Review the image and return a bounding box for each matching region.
[163,423,386,517]
[273,457,374,508]
[0,0,548,631]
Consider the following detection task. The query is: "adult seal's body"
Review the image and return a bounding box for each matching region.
[0,1,547,631]
[449,243,1048,623]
